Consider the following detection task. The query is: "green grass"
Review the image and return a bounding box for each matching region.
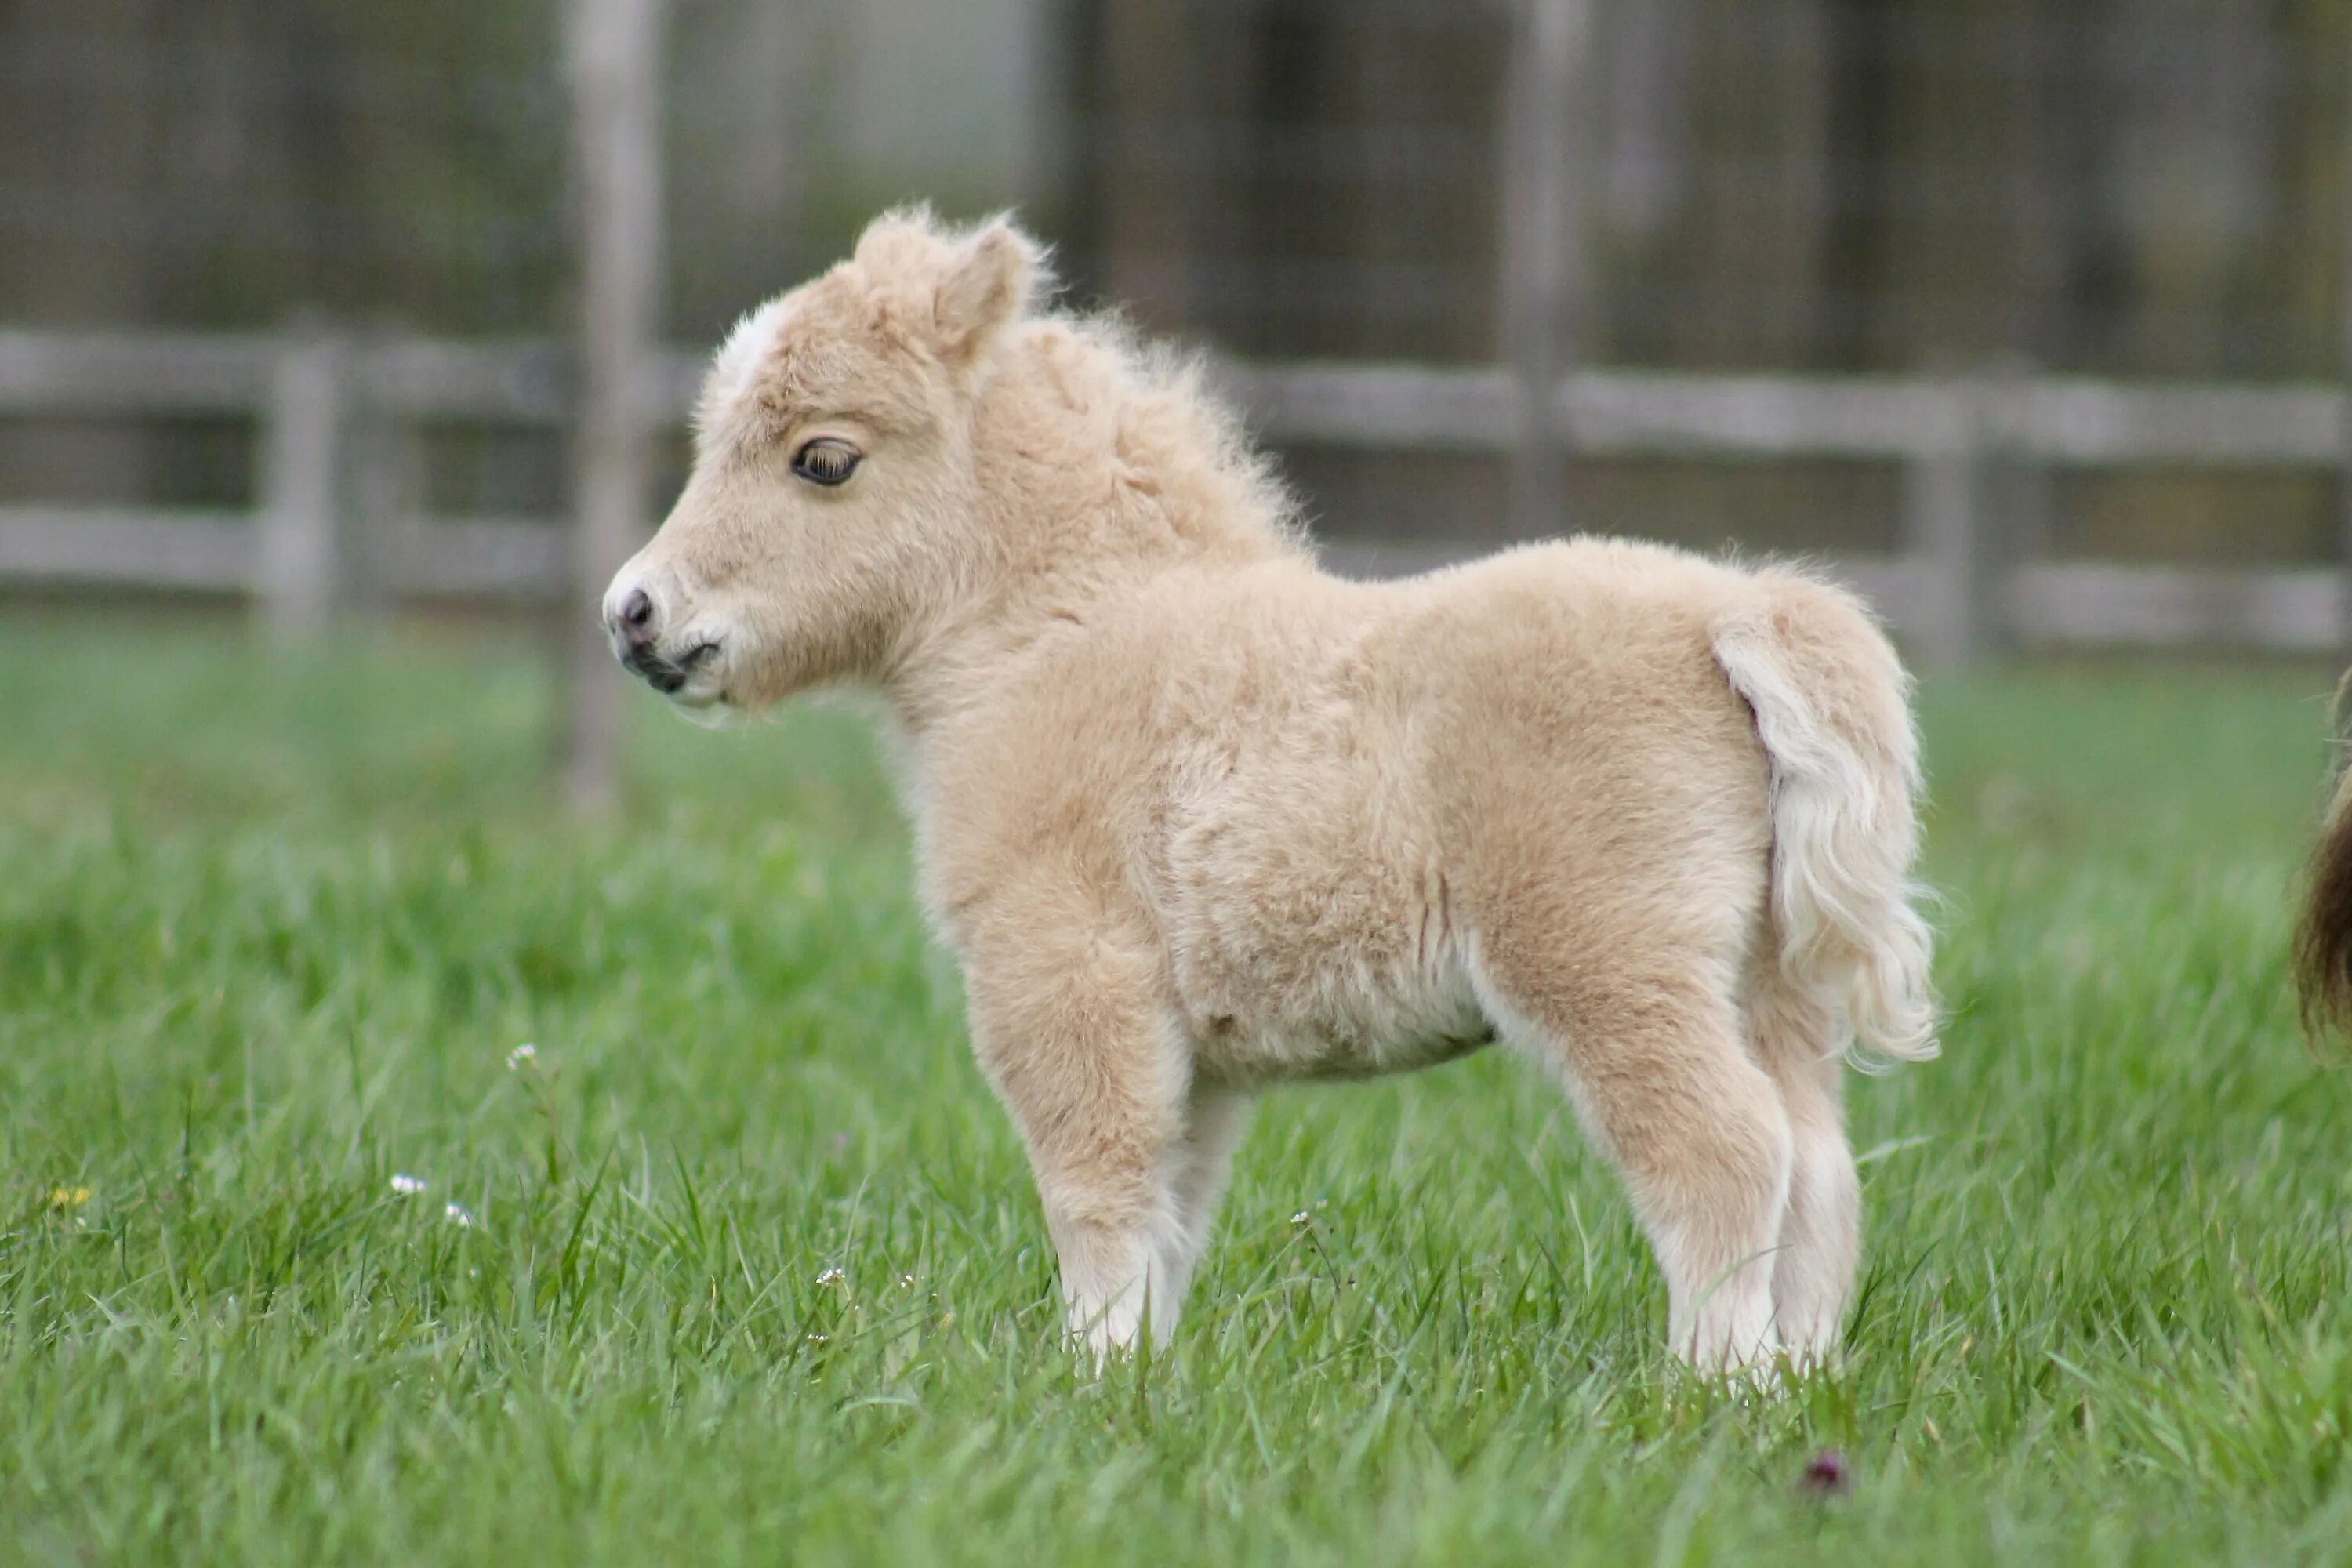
[2,614,2350,1565]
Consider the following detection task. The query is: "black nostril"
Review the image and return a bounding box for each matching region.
[612,586,662,650]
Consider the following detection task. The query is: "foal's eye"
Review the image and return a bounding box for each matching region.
[791,437,862,487]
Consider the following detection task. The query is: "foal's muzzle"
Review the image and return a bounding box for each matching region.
[601,579,719,695]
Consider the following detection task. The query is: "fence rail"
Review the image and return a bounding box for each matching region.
[1,327,2345,663]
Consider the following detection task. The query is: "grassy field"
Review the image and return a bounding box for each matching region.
[2,613,2349,1565]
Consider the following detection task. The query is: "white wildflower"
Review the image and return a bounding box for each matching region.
[815,1266,846,1287]
[444,1202,478,1229]
[507,1043,539,1072]
[1290,1210,1312,1227]
[390,1174,428,1196]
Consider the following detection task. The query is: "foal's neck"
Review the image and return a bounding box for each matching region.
[880,324,1302,737]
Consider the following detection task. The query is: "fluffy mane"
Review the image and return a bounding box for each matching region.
[997,302,1312,566]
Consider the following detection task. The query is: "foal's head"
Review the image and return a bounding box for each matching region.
[604,210,1040,712]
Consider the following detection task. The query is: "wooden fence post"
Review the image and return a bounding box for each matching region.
[1901,374,1994,670]
[2339,17,2352,662]
[1501,0,1589,541]
[256,328,347,638]
[562,0,667,817]
[340,340,416,612]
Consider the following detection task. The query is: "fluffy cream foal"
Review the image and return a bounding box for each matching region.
[603,211,1938,1372]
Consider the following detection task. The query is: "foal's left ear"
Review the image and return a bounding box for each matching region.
[931,222,1036,368]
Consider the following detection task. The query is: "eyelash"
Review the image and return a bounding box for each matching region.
[791,437,862,486]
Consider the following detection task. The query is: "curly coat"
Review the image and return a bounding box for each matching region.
[603,210,1939,1371]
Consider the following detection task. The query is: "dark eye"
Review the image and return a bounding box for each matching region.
[791,437,862,487]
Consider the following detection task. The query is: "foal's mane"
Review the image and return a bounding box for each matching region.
[1000,296,1310,564]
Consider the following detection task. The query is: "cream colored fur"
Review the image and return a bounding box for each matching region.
[603,210,1939,1373]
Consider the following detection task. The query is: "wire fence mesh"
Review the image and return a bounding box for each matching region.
[1,0,2347,649]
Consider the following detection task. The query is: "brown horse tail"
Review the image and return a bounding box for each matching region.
[2296,717,2352,1040]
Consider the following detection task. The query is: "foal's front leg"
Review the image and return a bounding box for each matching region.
[1161,1083,1254,1313]
[966,933,1194,1359]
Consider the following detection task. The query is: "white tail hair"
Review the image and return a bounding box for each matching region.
[1711,581,1938,1065]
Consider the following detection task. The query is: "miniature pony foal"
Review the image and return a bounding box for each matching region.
[604,211,1938,1372]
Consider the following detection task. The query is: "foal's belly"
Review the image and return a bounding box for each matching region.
[1181,943,1495,1086]
[1156,677,1499,1084]
[1162,815,1495,1084]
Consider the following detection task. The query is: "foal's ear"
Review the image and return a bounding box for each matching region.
[931,222,1036,368]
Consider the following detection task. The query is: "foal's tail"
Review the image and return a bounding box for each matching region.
[1711,574,1939,1066]
[2294,692,2352,1040]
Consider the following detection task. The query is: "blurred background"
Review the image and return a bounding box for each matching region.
[9,9,2352,1555]
[3,0,2349,800]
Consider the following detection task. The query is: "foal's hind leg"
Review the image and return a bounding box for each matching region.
[1475,942,1794,1373]
[1749,976,1858,1361]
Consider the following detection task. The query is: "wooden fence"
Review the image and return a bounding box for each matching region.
[3,324,2347,667]
[5,0,2344,821]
